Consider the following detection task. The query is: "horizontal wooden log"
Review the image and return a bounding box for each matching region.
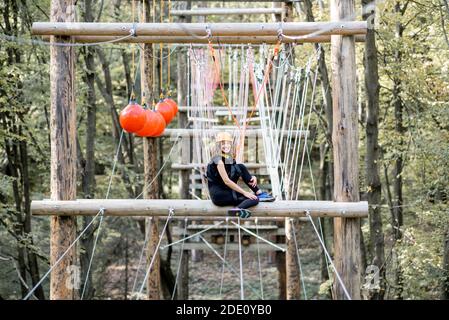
[162,242,286,252]
[178,106,282,112]
[172,163,267,170]
[171,8,286,16]
[31,199,369,218]
[41,34,366,44]
[32,22,367,37]
[172,227,287,236]
[161,128,309,137]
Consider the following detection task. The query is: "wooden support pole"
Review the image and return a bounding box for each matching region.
[140,1,161,300]
[41,34,366,44]
[331,0,362,300]
[285,218,301,299]
[176,26,191,201]
[31,200,369,217]
[165,243,286,252]
[32,22,368,37]
[49,0,77,300]
[171,163,267,170]
[171,8,286,16]
[176,1,190,300]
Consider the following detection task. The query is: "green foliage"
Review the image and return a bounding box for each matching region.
[1,0,449,300]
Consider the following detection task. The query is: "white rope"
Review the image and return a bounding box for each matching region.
[237,217,245,300]
[160,221,224,250]
[254,218,264,299]
[290,218,308,300]
[305,211,352,300]
[219,217,230,297]
[134,130,184,200]
[23,208,104,300]
[305,133,333,287]
[136,208,174,298]
[0,33,135,47]
[80,129,125,299]
[130,222,151,294]
[171,218,188,300]
[295,61,319,200]
[230,221,285,252]
[198,235,262,299]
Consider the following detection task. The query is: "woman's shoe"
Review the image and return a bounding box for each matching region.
[227,208,252,218]
[257,191,275,202]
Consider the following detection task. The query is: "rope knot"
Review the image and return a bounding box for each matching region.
[205,24,212,40]
[130,22,137,37]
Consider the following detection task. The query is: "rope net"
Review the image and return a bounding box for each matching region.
[186,43,320,201]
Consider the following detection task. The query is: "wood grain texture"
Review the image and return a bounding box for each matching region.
[141,1,161,300]
[31,199,369,217]
[331,0,362,300]
[49,0,77,300]
[32,21,368,37]
[286,218,301,299]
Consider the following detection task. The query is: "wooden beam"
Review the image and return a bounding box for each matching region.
[171,8,286,16]
[41,34,366,44]
[171,163,267,170]
[31,200,368,217]
[32,22,368,37]
[161,128,309,137]
[160,216,307,222]
[49,0,77,301]
[331,0,362,300]
[163,242,286,252]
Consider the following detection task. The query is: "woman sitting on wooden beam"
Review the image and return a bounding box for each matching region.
[206,132,275,218]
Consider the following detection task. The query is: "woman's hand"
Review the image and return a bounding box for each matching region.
[249,176,257,188]
[244,192,258,200]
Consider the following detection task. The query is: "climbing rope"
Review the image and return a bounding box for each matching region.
[198,235,263,299]
[219,217,230,298]
[305,211,352,300]
[23,208,105,300]
[171,218,188,300]
[237,217,245,300]
[230,221,285,252]
[160,221,224,250]
[290,218,308,300]
[254,218,265,299]
[136,208,175,298]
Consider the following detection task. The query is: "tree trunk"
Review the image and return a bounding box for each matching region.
[392,1,406,300]
[141,0,161,300]
[2,0,45,300]
[362,0,386,300]
[79,0,97,300]
[124,235,129,300]
[443,228,449,299]
[95,48,136,198]
[20,137,45,300]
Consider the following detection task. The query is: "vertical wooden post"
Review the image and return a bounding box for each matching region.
[176,0,190,300]
[286,219,301,299]
[49,0,77,300]
[177,1,191,202]
[141,0,161,300]
[330,0,362,300]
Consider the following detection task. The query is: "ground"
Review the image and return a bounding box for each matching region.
[99,219,328,300]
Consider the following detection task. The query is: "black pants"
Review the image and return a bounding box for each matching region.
[209,164,260,209]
